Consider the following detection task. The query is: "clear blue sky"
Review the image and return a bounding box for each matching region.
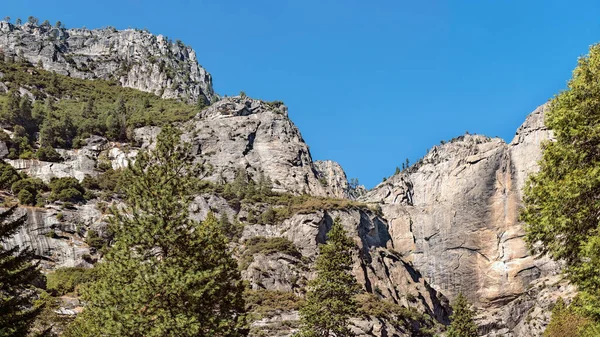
[4,1,600,188]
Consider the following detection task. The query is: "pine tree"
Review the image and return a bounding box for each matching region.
[66,126,248,337]
[521,43,600,319]
[297,218,360,337]
[447,293,478,337]
[0,206,42,336]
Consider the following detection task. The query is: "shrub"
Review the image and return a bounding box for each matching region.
[17,189,35,205]
[240,236,301,270]
[244,237,301,258]
[12,178,47,205]
[46,267,97,296]
[0,161,20,190]
[543,297,600,337]
[96,161,112,172]
[355,293,427,324]
[260,207,276,224]
[36,146,62,162]
[245,289,301,319]
[81,174,99,190]
[96,168,123,192]
[48,177,85,202]
[85,229,104,250]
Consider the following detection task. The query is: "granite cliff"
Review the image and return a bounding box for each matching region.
[0,20,214,103]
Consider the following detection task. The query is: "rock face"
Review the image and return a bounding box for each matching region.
[0,20,214,103]
[136,97,350,198]
[313,160,351,199]
[478,274,576,337]
[241,208,451,336]
[1,203,104,270]
[364,104,558,309]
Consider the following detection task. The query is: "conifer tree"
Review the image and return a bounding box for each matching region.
[447,293,478,337]
[0,206,42,336]
[297,218,360,337]
[521,43,600,319]
[66,126,248,337]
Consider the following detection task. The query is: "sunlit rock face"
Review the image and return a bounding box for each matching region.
[0,21,214,103]
[364,104,557,308]
[136,96,350,198]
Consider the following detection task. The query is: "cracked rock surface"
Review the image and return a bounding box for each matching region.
[0,21,213,103]
[364,103,564,335]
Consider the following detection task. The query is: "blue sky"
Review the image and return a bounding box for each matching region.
[3,1,600,188]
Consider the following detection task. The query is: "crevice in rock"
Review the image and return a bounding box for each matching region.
[446,246,490,262]
[360,258,373,293]
[242,131,257,156]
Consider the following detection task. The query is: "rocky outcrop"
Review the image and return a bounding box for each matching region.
[363,103,561,334]
[241,209,451,324]
[0,20,213,103]
[313,160,350,198]
[135,97,350,198]
[478,274,576,337]
[1,203,104,270]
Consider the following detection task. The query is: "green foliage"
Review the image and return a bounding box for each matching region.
[296,218,360,337]
[239,236,301,270]
[48,177,85,202]
[219,212,244,242]
[46,267,97,296]
[354,293,434,333]
[66,126,248,337]
[31,291,74,337]
[85,229,105,250]
[81,169,123,194]
[544,298,600,337]
[521,43,600,320]
[0,206,42,336]
[447,293,477,337]
[261,207,276,224]
[356,293,414,319]
[0,58,198,149]
[11,177,46,206]
[245,289,302,319]
[0,160,21,190]
[36,145,62,162]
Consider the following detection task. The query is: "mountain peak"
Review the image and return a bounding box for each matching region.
[0,21,214,104]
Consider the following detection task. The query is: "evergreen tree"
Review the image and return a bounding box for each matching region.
[447,293,478,337]
[66,126,247,337]
[297,218,360,337]
[521,43,600,319]
[0,205,42,336]
[105,98,126,141]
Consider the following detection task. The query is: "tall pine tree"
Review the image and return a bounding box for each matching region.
[66,125,247,337]
[297,217,360,337]
[0,206,42,336]
[521,43,600,320]
[447,293,478,337]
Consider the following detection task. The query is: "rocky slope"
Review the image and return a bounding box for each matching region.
[0,20,213,103]
[3,96,350,199]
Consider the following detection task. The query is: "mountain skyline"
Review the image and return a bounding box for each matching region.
[3,0,600,188]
